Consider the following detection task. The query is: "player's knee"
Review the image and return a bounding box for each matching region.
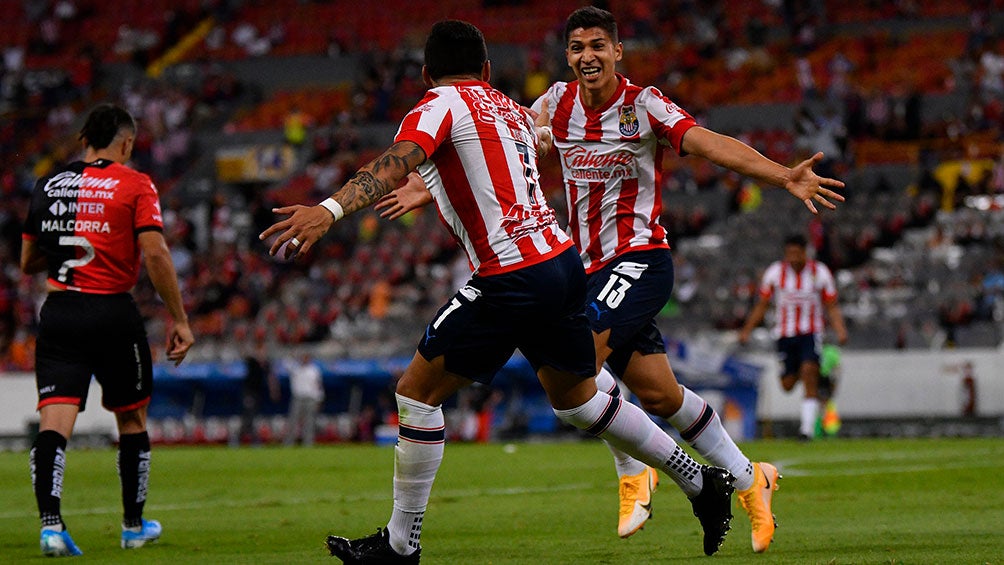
[634,388,677,417]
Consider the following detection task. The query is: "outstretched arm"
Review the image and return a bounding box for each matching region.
[374,172,434,220]
[259,141,426,259]
[681,126,845,214]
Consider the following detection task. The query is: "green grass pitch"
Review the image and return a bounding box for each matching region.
[1,437,1002,563]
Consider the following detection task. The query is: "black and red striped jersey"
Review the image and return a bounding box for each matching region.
[22,159,164,293]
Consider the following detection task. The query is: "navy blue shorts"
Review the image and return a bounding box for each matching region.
[35,292,153,412]
[776,333,822,378]
[585,248,674,376]
[417,247,597,384]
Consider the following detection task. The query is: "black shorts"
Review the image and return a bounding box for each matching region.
[585,248,674,376]
[35,292,153,412]
[417,247,596,384]
[776,333,822,378]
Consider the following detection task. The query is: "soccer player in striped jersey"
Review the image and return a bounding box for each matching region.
[380,6,844,553]
[375,7,845,551]
[530,7,847,552]
[261,20,736,562]
[739,234,848,440]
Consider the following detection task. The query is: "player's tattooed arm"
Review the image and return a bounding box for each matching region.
[260,140,427,258]
[338,141,427,214]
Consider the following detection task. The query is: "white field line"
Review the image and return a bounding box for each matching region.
[4,446,1000,520]
[0,482,596,521]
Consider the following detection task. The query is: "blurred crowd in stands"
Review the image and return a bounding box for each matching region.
[2,0,1004,372]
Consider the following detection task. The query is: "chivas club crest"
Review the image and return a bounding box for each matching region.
[618,105,639,136]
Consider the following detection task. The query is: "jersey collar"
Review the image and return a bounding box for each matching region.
[578,73,627,117]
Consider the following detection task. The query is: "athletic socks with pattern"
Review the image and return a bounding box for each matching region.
[30,430,67,531]
[668,386,755,491]
[118,431,151,529]
[387,394,445,556]
[597,368,754,491]
[594,369,647,478]
[554,390,703,497]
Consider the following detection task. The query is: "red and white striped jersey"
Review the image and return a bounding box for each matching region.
[538,75,698,273]
[757,260,838,338]
[395,80,572,276]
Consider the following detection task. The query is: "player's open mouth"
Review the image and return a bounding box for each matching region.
[581,67,601,78]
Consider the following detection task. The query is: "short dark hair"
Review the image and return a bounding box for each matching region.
[424,20,487,81]
[784,234,808,248]
[79,104,135,150]
[564,6,618,45]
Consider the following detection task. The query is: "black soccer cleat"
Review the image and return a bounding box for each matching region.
[326,528,420,564]
[689,465,736,556]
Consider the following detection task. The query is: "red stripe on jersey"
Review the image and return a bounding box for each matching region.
[435,141,499,273]
[537,219,565,251]
[650,142,668,245]
[584,181,605,264]
[616,176,640,248]
[581,76,626,141]
[794,267,804,335]
[460,88,540,266]
[806,261,818,333]
[396,92,448,158]
[645,87,698,154]
[583,108,604,141]
[551,83,577,141]
[567,179,582,250]
[779,265,788,332]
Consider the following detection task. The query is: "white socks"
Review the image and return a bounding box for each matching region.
[668,386,755,491]
[595,368,647,478]
[387,394,445,556]
[597,367,755,492]
[554,390,703,497]
[801,398,821,438]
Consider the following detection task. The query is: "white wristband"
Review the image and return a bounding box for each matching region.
[319,197,344,221]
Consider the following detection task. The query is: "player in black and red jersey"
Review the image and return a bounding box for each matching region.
[21,104,194,557]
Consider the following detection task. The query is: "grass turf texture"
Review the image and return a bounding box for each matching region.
[1,437,1002,563]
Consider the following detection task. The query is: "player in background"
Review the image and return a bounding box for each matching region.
[21,104,194,556]
[261,20,736,561]
[739,234,848,440]
[376,6,844,553]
